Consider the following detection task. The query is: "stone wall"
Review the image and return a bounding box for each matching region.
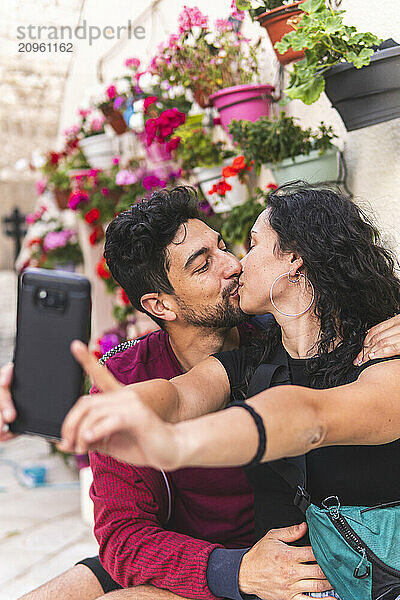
[0,0,82,269]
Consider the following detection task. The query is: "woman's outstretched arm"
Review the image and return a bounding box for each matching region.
[60,356,400,468]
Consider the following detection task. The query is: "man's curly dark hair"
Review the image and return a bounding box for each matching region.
[258,183,400,388]
[104,186,199,327]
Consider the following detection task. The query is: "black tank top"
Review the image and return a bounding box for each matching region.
[214,341,400,543]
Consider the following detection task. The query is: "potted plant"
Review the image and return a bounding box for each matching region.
[236,0,305,65]
[229,113,343,186]
[204,155,256,213]
[151,6,274,133]
[275,0,400,131]
[76,110,117,170]
[97,58,144,135]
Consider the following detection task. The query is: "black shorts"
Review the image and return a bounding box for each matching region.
[76,556,122,594]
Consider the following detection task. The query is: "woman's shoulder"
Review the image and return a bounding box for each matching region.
[354,354,400,381]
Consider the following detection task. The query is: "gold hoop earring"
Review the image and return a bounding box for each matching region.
[269,272,315,317]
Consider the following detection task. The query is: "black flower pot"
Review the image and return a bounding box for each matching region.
[324,40,400,131]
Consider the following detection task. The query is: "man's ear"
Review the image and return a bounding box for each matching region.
[140,293,177,323]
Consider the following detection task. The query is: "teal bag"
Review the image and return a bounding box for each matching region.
[302,493,400,600]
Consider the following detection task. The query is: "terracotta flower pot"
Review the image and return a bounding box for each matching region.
[53,188,70,210]
[256,1,305,65]
[107,110,128,135]
[193,87,212,108]
[100,104,128,135]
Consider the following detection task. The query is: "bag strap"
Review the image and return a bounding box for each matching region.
[244,343,309,510]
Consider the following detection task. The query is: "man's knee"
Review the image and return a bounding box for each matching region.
[98,585,186,600]
[18,564,104,600]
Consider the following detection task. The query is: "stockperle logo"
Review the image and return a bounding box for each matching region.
[16,20,146,46]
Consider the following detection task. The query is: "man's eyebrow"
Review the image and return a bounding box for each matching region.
[183,233,224,271]
[184,246,209,270]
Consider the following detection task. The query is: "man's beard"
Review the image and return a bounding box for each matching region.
[175,283,248,329]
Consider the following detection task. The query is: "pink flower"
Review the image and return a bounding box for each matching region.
[166,136,181,152]
[144,96,158,114]
[78,108,91,118]
[215,18,233,31]
[35,179,47,196]
[43,230,74,252]
[142,175,166,191]
[106,85,117,100]
[230,0,245,21]
[124,57,140,69]
[168,33,180,49]
[178,5,208,33]
[112,156,120,165]
[115,169,139,186]
[101,187,110,196]
[26,205,47,224]
[64,124,81,137]
[68,190,89,210]
[91,115,105,132]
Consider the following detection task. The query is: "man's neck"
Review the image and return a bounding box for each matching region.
[167,322,241,372]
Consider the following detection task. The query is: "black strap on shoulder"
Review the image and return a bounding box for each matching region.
[244,343,308,507]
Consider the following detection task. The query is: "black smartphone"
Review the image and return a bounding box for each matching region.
[10,268,91,440]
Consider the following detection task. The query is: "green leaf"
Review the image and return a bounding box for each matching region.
[300,0,326,15]
[286,75,325,105]
[324,15,343,35]
[275,31,297,53]
[235,0,252,9]
[346,47,374,68]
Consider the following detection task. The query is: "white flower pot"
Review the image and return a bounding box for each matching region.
[79,134,115,170]
[194,161,249,213]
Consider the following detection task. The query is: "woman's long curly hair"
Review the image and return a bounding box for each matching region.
[255,184,400,388]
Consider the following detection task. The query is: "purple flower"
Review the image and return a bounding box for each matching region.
[142,175,166,190]
[99,333,120,354]
[113,96,125,110]
[198,199,214,217]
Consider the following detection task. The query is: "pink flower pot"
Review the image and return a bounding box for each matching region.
[209,84,275,135]
[137,131,173,163]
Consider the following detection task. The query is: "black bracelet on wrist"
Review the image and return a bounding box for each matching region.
[233,402,266,467]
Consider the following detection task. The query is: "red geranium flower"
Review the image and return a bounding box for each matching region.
[222,165,237,178]
[96,257,111,279]
[208,179,232,197]
[267,183,278,190]
[120,288,130,305]
[84,208,101,224]
[49,152,60,165]
[89,226,104,246]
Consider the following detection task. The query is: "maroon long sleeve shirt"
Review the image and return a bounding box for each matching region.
[89,327,255,599]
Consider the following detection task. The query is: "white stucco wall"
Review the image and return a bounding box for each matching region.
[58,0,400,257]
